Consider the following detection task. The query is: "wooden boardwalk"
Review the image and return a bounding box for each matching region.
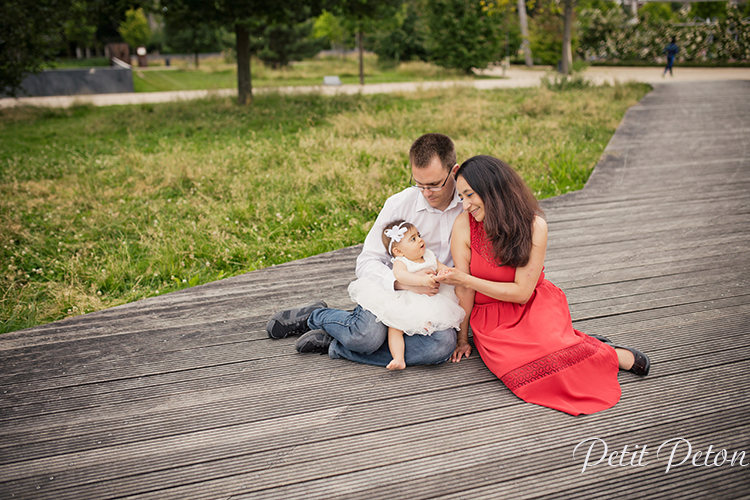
[1,80,749,499]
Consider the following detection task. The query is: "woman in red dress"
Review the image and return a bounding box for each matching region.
[436,155,649,415]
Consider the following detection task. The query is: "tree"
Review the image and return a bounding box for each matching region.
[257,18,328,68]
[161,0,325,105]
[118,7,152,51]
[639,2,677,23]
[425,0,504,74]
[561,0,574,74]
[528,0,566,65]
[88,0,151,46]
[313,10,351,59]
[517,0,533,66]
[340,0,402,85]
[690,1,727,22]
[163,2,230,68]
[480,1,527,67]
[64,1,97,58]
[165,23,231,67]
[370,1,428,64]
[0,0,68,96]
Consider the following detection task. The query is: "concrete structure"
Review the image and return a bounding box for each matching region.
[10,65,133,98]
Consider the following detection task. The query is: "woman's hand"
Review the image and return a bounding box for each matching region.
[434,266,469,287]
[451,340,472,362]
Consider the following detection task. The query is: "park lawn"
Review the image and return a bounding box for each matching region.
[0,82,650,333]
[133,68,238,92]
[133,58,475,92]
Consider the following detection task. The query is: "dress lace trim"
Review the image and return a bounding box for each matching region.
[470,217,497,264]
[501,335,601,392]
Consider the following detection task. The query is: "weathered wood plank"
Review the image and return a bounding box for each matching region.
[1,80,748,500]
[4,361,746,500]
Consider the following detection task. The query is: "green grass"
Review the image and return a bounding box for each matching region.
[133,57,476,92]
[45,57,112,69]
[0,82,650,333]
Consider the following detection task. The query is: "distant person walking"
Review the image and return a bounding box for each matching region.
[663,37,679,77]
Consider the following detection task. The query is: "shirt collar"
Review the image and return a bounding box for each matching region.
[415,188,461,213]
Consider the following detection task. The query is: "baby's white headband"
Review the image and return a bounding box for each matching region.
[385,222,409,256]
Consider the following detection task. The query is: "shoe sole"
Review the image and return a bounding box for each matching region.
[295,329,332,354]
[266,301,327,339]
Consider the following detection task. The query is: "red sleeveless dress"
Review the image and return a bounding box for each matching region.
[469,217,621,415]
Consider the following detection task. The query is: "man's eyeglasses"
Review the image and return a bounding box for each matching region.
[410,169,453,192]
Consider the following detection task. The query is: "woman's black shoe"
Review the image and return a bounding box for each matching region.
[615,345,650,376]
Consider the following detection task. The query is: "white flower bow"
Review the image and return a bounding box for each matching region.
[385,223,408,255]
[384,224,407,243]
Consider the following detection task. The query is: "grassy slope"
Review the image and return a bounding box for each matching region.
[0,82,650,333]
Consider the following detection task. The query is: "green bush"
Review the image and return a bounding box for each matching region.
[425,0,504,73]
[577,3,750,63]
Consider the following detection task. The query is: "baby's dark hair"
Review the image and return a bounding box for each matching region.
[381,219,416,257]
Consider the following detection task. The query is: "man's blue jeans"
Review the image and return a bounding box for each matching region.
[308,305,457,367]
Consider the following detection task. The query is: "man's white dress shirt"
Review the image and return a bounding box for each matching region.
[355,187,464,291]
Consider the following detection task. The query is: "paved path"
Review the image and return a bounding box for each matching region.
[0,80,748,499]
[1,66,747,109]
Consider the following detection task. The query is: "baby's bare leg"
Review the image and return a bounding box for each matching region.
[386,327,406,370]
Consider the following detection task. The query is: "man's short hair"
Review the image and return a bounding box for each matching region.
[409,133,456,170]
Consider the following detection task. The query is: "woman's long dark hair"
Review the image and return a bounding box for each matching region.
[456,155,543,268]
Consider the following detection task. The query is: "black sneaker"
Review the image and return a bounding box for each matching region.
[266,301,327,339]
[295,329,333,354]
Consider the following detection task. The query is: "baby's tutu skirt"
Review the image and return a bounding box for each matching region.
[348,278,465,335]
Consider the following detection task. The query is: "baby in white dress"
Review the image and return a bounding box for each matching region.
[348,219,465,370]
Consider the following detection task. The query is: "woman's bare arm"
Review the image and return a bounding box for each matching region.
[437,216,547,305]
[450,212,474,362]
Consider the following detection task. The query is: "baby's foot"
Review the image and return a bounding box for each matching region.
[386,359,406,370]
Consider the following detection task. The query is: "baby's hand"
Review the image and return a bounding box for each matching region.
[424,275,437,286]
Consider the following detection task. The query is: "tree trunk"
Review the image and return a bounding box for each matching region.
[517,0,533,67]
[358,30,364,85]
[236,23,252,105]
[561,0,574,75]
[194,51,199,68]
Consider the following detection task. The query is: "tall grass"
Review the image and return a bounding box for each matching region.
[0,83,650,333]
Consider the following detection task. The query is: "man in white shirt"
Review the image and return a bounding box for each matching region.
[266,133,464,367]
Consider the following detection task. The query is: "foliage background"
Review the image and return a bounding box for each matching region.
[577,2,750,63]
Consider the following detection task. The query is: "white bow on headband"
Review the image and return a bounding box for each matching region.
[385,223,408,255]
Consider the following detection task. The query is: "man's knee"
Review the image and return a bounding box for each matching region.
[404,328,456,365]
[312,307,387,354]
[346,320,387,353]
[431,328,458,362]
